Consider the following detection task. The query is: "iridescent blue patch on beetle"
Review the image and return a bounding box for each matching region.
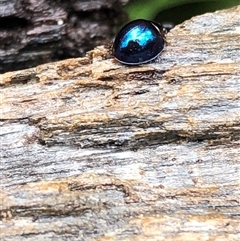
[113,19,165,65]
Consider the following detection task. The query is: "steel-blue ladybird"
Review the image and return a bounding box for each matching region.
[113,19,166,65]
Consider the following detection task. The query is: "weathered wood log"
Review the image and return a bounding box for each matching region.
[1,5,240,241]
[0,0,128,73]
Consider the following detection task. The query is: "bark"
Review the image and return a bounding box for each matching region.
[1,5,240,241]
[0,0,128,73]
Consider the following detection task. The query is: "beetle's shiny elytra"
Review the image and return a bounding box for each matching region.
[113,19,165,65]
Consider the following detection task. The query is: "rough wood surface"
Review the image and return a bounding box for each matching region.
[0,0,128,73]
[1,5,240,241]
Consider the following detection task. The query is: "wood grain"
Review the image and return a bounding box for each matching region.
[1,5,240,241]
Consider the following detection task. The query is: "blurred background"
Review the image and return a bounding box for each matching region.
[125,0,239,26]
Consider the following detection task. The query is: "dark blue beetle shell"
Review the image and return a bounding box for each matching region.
[113,19,165,65]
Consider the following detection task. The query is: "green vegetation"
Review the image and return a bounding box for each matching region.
[125,0,240,24]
